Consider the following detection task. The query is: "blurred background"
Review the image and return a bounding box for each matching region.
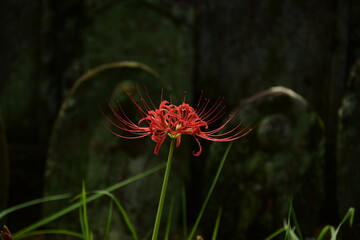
[1,0,360,239]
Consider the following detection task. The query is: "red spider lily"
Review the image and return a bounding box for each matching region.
[105,91,253,156]
[0,226,14,240]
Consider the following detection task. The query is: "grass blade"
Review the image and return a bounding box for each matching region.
[12,163,165,239]
[0,194,71,220]
[79,207,85,239]
[289,201,303,240]
[332,207,355,240]
[289,228,300,240]
[181,185,188,239]
[164,197,175,240]
[81,182,91,240]
[95,191,138,240]
[265,228,286,240]
[104,200,113,240]
[143,230,152,240]
[211,208,222,240]
[316,225,332,240]
[187,142,233,240]
[16,229,82,239]
[285,204,292,240]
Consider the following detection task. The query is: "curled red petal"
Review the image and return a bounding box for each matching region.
[153,134,167,155]
[176,135,182,147]
[192,136,202,156]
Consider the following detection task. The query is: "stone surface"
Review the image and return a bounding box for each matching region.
[82,0,194,98]
[194,0,348,110]
[337,60,360,217]
[0,115,9,214]
[0,0,193,232]
[44,62,187,239]
[0,0,51,229]
[203,86,325,239]
[1,0,360,238]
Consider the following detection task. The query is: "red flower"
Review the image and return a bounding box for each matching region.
[1,226,14,240]
[105,91,253,156]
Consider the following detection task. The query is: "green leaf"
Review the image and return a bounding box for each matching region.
[0,194,71,220]
[316,225,332,240]
[81,182,91,240]
[104,200,113,240]
[181,185,188,239]
[211,208,222,240]
[164,197,175,240]
[187,142,233,240]
[12,163,165,239]
[317,207,355,240]
[95,191,138,240]
[289,201,303,240]
[265,228,286,240]
[331,207,355,240]
[15,229,82,239]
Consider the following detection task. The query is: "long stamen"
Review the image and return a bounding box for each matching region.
[160,88,164,102]
[203,107,226,125]
[105,89,253,157]
[182,91,187,103]
[136,86,153,112]
[198,97,224,121]
[127,92,148,117]
[196,98,210,117]
[196,90,204,110]
[199,126,253,142]
[106,103,149,134]
[145,86,157,110]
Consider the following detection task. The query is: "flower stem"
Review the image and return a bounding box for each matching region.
[152,138,176,240]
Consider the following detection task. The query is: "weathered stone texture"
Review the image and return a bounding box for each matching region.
[44,64,187,239]
[203,87,324,239]
[337,60,360,216]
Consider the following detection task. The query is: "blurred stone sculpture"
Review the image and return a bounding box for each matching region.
[203,86,325,239]
[43,62,184,239]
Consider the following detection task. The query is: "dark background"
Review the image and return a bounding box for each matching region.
[1,0,360,239]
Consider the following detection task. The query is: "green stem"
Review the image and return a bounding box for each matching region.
[152,138,176,240]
